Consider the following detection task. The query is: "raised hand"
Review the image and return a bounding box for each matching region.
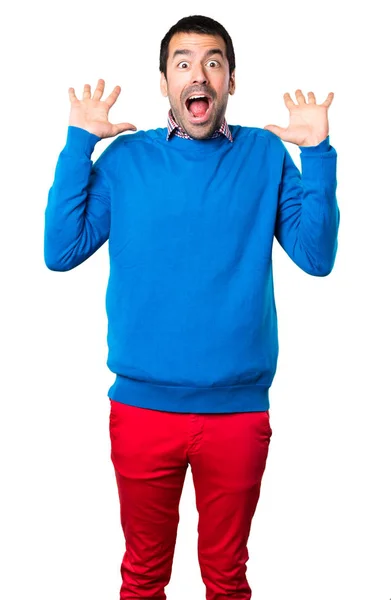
[264,89,334,147]
[68,78,137,139]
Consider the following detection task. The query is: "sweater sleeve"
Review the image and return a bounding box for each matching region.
[44,126,113,271]
[274,136,340,276]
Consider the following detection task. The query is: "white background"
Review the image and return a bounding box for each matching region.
[1,0,390,599]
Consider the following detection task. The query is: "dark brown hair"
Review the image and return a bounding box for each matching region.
[159,15,236,79]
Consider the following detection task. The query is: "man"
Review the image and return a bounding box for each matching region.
[44,14,340,600]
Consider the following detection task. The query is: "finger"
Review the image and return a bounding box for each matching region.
[68,87,78,102]
[93,78,105,101]
[295,89,306,104]
[105,85,121,109]
[307,91,316,104]
[283,92,295,109]
[321,92,334,107]
[83,84,91,100]
[112,122,138,136]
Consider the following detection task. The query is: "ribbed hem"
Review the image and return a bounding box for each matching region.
[65,125,101,157]
[108,375,270,413]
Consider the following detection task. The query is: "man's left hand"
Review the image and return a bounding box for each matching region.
[264,89,334,147]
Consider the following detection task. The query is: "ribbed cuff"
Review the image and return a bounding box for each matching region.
[65,125,102,157]
[299,136,330,153]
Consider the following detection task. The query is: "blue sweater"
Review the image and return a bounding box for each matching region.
[44,125,340,413]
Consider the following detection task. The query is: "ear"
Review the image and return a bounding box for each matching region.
[160,72,168,97]
[229,70,236,95]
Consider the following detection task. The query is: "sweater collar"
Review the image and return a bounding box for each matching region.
[166,109,233,143]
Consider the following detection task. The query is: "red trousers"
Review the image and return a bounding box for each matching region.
[109,398,272,600]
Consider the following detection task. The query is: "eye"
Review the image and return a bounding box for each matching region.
[177,60,220,69]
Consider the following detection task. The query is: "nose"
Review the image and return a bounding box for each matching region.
[191,62,209,85]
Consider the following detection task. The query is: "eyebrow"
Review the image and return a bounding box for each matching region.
[171,48,224,62]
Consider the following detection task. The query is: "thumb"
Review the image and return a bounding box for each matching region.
[112,122,138,135]
[263,124,285,138]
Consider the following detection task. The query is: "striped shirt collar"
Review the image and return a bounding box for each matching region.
[166,108,233,143]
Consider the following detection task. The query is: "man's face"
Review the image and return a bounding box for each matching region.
[160,32,235,140]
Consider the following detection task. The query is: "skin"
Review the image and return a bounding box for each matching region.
[160,32,236,140]
[68,80,137,138]
[264,89,334,147]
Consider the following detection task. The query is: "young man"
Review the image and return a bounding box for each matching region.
[44,14,340,600]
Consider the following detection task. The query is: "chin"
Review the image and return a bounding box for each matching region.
[185,121,216,139]
[190,131,214,140]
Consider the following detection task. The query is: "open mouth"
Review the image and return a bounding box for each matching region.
[185,94,213,123]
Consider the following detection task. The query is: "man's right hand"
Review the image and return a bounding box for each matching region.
[68,78,137,139]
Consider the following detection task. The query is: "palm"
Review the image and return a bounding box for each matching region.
[71,98,112,133]
[264,89,334,147]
